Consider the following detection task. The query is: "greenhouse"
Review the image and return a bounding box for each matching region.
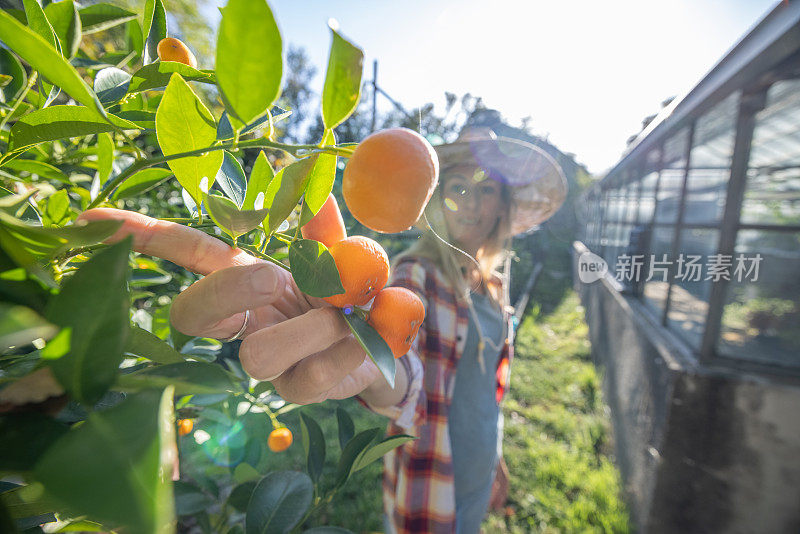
[574,1,800,531]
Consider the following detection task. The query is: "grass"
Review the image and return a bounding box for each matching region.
[255,289,629,533]
[482,291,630,533]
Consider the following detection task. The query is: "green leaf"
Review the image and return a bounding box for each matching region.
[341,311,396,389]
[127,18,143,58]
[336,405,354,451]
[288,239,343,298]
[216,0,282,126]
[245,471,313,534]
[44,0,81,59]
[0,225,54,287]
[41,189,71,227]
[2,159,69,184]
[242,151,274,211]
[78,3,137,34]
[203,193,269,241]
[115,110,156,130]
[0,414,69,472]
[118,361,239,396]
[45,237,130,405]
[0,189,38,222]
[7,105,138,152]
[303,528,353,534]
[34,387,176,534]
[96,132,114,185]
[0,482,56,521]
[174,481,213,517]
[233,463,261,484]
[227,481,257,512]
[142,0,167,65]
[94,67,131,105]
[127,61,215,93]
[217,111,275,141]
[156,73,223,207]
[23,0,59,51]
[321,28,363,130]
[124,325,184,364]
[299,411,325,484]
[334,428,380,489]
[0,10,105,117]
[301,129,337,223]
[215,151,246,207]
[0,47,25,105]
[263,155,318,234]
[351,434,416,473]
[0,303,57,350]
[112,168,172,200]
[0,211,121,258]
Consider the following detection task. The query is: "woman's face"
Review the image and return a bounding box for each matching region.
[440,164,505,255]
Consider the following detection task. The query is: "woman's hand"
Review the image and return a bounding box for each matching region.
[77,208,384,405]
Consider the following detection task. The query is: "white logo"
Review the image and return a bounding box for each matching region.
[578,252,608,284]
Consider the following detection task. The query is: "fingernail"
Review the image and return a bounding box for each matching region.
[251,265,278,295]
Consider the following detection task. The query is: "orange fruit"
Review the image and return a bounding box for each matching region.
[343,128,439,233]
[268,427,293,452]
[368,287,425,358]
[157,37,198,69]
[177,418,193,436]
[301,193,347,247]
[323,236,389,308]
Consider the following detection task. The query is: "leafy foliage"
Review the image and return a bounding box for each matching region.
[0,1,406,532]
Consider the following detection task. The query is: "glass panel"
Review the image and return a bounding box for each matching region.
[643,226,674,316]
[684,92,739,225]
[607,189,625,222]
[655,128,690,224]
[640,170,658,222]
[742,79,800,226]
[719,230,800,367]
[666,228,720,349]
[627,181,641,224]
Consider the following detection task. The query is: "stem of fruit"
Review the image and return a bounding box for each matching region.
[86,140,351,209]
[244,393,280,429]
[0,71,37,133]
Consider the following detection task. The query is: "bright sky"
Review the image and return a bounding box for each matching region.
[208,0,778,175]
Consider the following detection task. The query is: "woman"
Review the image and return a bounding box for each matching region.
[355,128,567,533]
[77,128,566,534]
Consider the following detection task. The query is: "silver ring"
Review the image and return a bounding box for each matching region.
[223,310,250,342]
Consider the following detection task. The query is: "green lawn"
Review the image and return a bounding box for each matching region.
[483,291,630,533]
[260,289,629,533]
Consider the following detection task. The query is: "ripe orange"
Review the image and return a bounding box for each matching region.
[268,427,293,452]
[301,193,347,247]
[323,236,389,308]
[343,128,439,233]
[157,37,198,69]
[177,418,193,436]
[368,287,425,358]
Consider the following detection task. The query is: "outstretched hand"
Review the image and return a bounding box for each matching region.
[77,208,383,405]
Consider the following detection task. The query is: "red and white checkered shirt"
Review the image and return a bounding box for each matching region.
[357,256,514,533]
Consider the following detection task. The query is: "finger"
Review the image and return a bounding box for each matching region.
[273,337,367,404]
[77,208,258,274]
[238,307,351,381]
[325,355,382,400]
[170,263,289,338]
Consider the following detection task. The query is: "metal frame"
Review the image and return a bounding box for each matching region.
[577,10,800,374]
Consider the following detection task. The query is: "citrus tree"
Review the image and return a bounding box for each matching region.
[0,0,430,532]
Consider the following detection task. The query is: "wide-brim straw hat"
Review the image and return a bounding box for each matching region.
[433,128,568,235]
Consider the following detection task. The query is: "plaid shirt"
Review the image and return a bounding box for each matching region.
[356,256,514,533]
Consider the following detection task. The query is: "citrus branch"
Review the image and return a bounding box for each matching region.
[87,140,352,209]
